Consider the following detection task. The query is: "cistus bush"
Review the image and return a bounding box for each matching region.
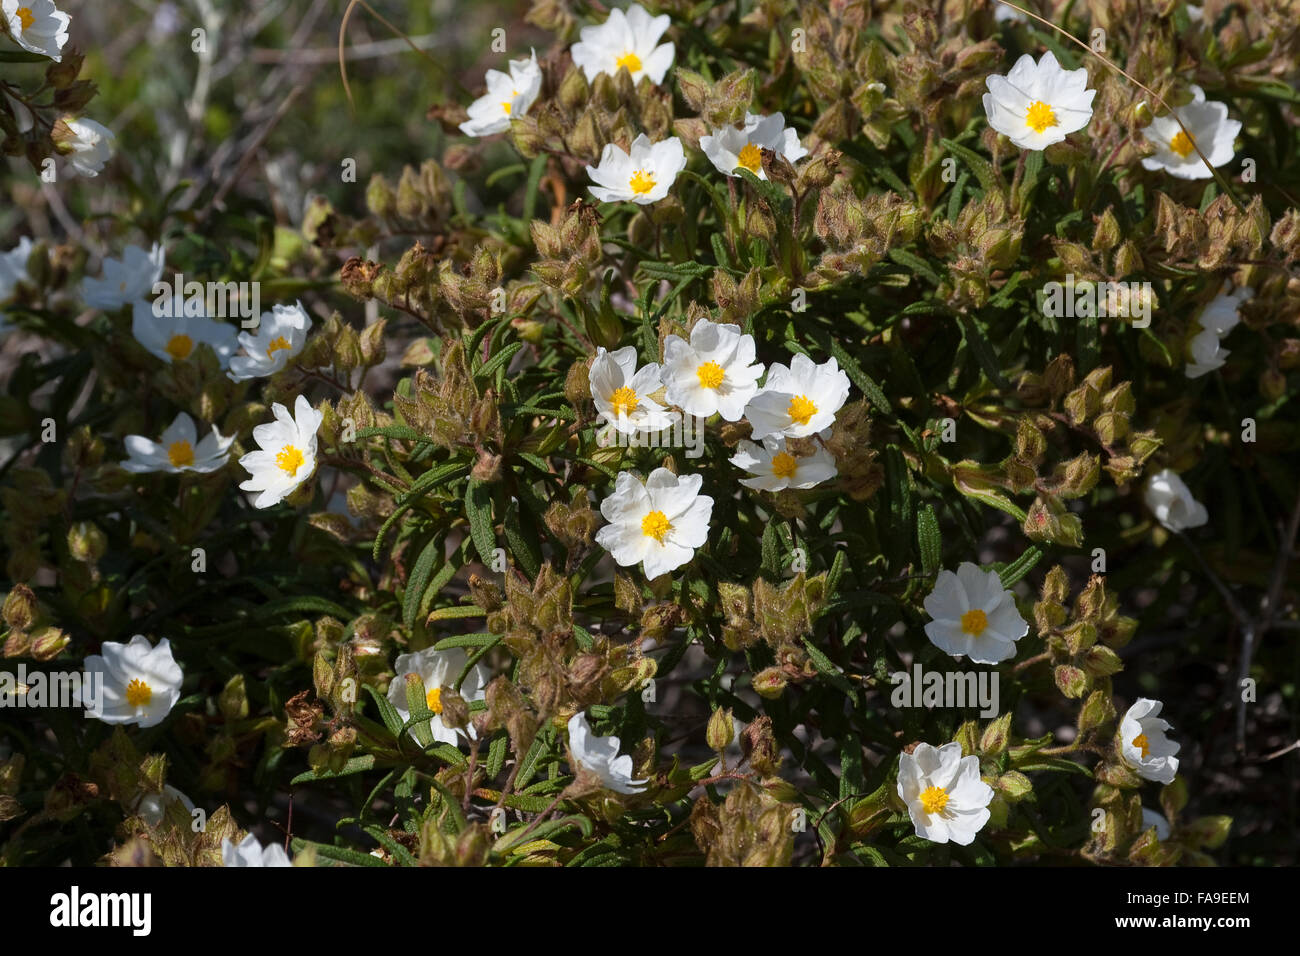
[0,0,1297,868]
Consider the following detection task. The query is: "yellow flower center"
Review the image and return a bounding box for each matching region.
[16,7,34,30]
[425,686,443,714]
[628,169,657,195]
[165,334,194,360]
[960,608,988,636]
[125,678,153,708]
[771,451,798,480]
[1025,100,1058,134]
[276,444,305,476]
[736,143,763,174]
[167,440,195,468]
[641,510,672,543]
[266,335,292,358]
[1169,130,1196,158]
[919,785,949,814]
[609,385,639,418]
[1132,733,1151,759]
[501,101,512,115]
[616,51,642,74]
[696,360,725,389]
[787,394,818,426]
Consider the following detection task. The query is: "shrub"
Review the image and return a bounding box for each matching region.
[0,0,1296,867]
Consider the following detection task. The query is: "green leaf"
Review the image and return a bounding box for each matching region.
[254,595,352,621]
[476,342,524,381]
[957,312,1010,389]
[825,337,893,414]
[940,138,1000,195]
[801,637,859,704]
[917,504,941,576]
[290,755,376,785]
[465,478,498,565]
[523,153,547,222]
[998,547,1044,588]
[432,632,500,650]
[294,840,388,867]
[761,520,783,577]
[887,248,940,285]
[402,535,444,629]
[364,685,405,739]
[427,743,469,769]
[356,424,434,444]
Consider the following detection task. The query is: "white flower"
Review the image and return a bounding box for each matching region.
[136,785,196,828]
[1120,698,1181,784]
[923,561,1029,664]
[595,467,712,580]
[0,236,34,302]
[1184,327,1229,379]
[82,635,182,728]
[237,394,322,509]
[228,301,313,382]
[897,742,994,846]
[221,834,292,867]
[566,711,648,794]
[743,353,851,440]
[121,411,234,475]
[1184,283,1250,378]
[1198,282,1251,336]
[459,50,543,137]
[386,646,489,747]
[1140,86,1240,180]
[2,0,69,61]
[1143,468,1208,532]
[131,300,239,367]
[586,133,685,204]
[589,345,677,435]
[699,112,808,180]
[82,243,165,311]
[982,50,1096,150]
[730,436,837,492]
[60,116,115,177]
[660,319,763,420]
[1141,808,1172,841]
[570,3,674,86]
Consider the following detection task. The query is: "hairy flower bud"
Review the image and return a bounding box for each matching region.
[706,707,735,752]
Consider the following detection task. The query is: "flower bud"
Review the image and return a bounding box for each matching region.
[979,712,1012,755]
[741,715,782,775]
[752,666,787,699]
[995,770,1033,801]
[1092,208,1122,252]
[796,149,840,192]
[30,626,69,662]
[66,521,106,564]
[1077,688,1116,734]
[439,687,469,730]
[1054,663,1090,698]
[2,585,36,630]
[706,707,735,752]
